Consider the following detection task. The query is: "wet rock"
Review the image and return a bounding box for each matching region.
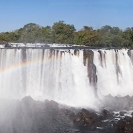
[119,111,126,116]
[98,50,103,67]
[44,99,60,115]
[5,43,12,47]
[74,50,79,56]
[116,123,125,133]
[4,96,133,133]
[60,108,75,119]
[73,108,99,130]
[83,50,97,86]
[21,95,35,106]
[102,109,108,117]
[101,109,114,120]
[83,50,94,64]
[60,108,71,115]
[115,121,133,133]
[124,116,132,122]
[50,100,59,109]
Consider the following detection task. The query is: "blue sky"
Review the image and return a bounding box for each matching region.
[0,0,133,32]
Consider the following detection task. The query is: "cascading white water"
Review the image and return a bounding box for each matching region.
[0,49,97,108]
[93,49,133,97]
[0,47,133,133]
[0,48,133,109]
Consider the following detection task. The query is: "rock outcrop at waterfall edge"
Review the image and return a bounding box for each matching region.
[0,96,133,133]
[83,50,97,85]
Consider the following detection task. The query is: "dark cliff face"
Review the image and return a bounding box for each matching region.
[127,49,133,65]
[83,50,97,86]
[127,49,131,57]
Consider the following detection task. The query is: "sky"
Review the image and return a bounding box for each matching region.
[0,0,133,32]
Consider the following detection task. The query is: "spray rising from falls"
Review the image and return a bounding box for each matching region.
[0,48,133,108]
[0,49,97,108]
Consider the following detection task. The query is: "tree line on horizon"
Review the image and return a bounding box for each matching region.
[0,21,133,47]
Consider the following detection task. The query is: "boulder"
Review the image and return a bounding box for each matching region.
[115,120,133,133]
[73,108,99,130]
[44,99,59,112]
[5,43,12,47]
[119,111,126,116]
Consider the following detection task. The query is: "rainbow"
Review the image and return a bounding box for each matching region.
[0,55,51,76]
[0,48,67,76]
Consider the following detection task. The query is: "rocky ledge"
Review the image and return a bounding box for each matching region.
[0,96,133,133]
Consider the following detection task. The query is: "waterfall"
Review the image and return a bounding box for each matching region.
[0,47,133,133]
[93,49,133,97]
[0,48,133,108]
[0,49,97,108]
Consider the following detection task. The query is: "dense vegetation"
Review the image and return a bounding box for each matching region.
[0,21,133,47]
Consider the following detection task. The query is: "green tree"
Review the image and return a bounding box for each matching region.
[18,23,41,43]
[52,21,75,44]
[40,26,52,43]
